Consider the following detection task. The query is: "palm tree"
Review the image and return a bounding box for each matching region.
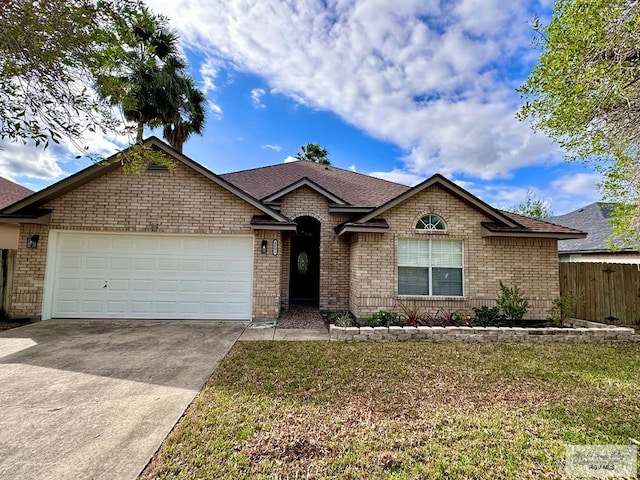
[295,143,331,165]
[96,7,206,149]
[160,75,206,152]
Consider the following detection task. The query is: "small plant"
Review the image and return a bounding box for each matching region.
[453,310,473,326]
[397,301,428,327]
[472,306,502,326]
[329,312,353,327]
[496,281,529,322]
[548,291,583,326]
[362,311,403,327]
[434,309,455,326]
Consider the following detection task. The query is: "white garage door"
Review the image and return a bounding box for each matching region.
[47,232,253,320]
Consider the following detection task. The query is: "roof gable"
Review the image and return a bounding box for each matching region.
[0,137,289,223]
[263,177,348,204]
[221,160,409,207]
[357,174,521,227]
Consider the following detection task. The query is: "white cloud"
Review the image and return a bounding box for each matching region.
[251,88,266,109]
[200,57,220,94]
[283,155,297,163]
[147,0,557,180]
[368,169,425,186]
[207,100,223,120]
[348,164,356,172]
[551,172,601,196]
[261,144,282,152]
[0,140,64,181]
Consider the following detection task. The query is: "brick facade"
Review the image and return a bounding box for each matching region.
[10,162,282,319]
[9,159,563,323]
[348,185,559,319]
[279,186,350,311]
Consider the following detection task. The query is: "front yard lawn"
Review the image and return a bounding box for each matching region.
[142,342,640,479]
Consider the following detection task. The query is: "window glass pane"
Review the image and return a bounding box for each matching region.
[416,215,446,231]
[432,268,463,296]
[431,240,463,267]
[398,267,429,295]
[398,238,429,266]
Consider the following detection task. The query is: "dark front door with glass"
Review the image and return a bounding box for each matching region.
[289,217,320,304]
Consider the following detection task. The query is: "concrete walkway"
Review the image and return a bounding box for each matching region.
[0,319,246,480]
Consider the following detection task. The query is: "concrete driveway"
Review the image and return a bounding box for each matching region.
[0,319,246,480]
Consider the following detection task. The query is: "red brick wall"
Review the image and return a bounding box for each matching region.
[349,185,560,319]
[11,162,282,319]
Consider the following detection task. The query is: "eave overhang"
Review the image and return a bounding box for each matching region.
[262,177,348,205]
[335,218,390,236]
[250,215,298,231]
[481,224,588,239]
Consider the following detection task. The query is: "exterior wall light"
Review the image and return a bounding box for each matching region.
[27,234,40,249]
[261,239,268,254]
[272,239,279,256]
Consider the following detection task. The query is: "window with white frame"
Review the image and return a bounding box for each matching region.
[416,214,446,231]
[398,238,463,296]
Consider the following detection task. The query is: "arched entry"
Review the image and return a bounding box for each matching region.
[289,216,320,304]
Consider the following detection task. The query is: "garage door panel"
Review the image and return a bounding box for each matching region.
[82,301,103,313]
[109,257,131,270]
[50,233,253,320]
[134,258,155,271]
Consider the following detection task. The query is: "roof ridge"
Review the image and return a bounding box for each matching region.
[222,160,409,188]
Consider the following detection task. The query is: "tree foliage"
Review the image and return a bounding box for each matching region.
[0,0,138,148]
[518,0,640,243]
[295,143,331,165]
[506,190,553,219]
[96,6,206,155]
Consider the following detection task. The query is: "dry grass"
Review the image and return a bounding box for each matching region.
[141,342,640,479]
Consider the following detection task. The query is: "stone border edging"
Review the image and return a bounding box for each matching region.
[329,319,638,343]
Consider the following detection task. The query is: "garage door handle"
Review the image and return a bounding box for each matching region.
[103,281,108,289]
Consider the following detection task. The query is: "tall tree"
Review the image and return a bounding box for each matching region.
[295,143,331,165]
[506,191,553,219]
[518,0,640,243]
[0,0,139,149]
[96,7,206,151]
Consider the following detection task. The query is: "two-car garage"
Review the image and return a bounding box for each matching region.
[43,232,254,320]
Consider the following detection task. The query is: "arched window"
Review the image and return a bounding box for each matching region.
[416,214,446,231]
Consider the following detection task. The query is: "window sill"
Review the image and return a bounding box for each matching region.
[397,295,466,301]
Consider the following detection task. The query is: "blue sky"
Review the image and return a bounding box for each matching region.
[0,0,602,214]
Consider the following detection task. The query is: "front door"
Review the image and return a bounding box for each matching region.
[289,217,320,304]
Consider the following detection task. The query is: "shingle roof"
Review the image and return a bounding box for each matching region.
[220,160,410,207]
[549,202,640,253]
[0,177,33,209]
[490,211,587,236]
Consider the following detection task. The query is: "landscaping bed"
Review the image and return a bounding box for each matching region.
[140,342,640,479]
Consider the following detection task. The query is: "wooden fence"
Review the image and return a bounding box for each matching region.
[559,262,640,327]
[0,249,16,318]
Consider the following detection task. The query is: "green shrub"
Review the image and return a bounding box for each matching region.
[496,281,529,322]
[548,291,583,326]
[362,311,403,327]
[472,306,502,326]
[329,312,353,327]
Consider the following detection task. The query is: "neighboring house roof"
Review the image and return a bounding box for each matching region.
[0,176,33,209]
[549,202,640,253]
[220,160,409,207]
